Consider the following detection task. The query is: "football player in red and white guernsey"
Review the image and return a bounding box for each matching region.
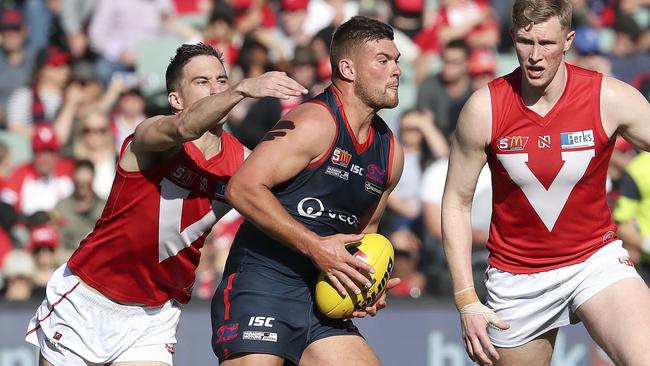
[442,1,650,365]
[25,43,307,366]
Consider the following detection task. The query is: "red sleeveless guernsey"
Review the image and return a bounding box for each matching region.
[68,132,244,305]
[486,63,617,274]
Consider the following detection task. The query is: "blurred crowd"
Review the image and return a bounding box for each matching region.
[0,0,648,302]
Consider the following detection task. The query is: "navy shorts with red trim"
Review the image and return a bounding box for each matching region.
[210,267,361,364]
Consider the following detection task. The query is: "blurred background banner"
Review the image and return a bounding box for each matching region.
[0,300,611,366]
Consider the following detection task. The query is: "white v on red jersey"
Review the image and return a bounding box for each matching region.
[486,64,617,274]
[68,132,244,305]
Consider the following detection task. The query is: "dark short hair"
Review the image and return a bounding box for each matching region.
[444,39,471,59]
[75,159,95,173]
[165,43,224,93]
[330,16,394,79]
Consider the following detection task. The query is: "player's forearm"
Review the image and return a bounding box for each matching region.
[226,182,320,256]
[176,89,246,141]
[442,202,475,292]
[133,88,249,152]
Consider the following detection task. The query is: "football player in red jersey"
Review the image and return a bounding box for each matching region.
[25,43,307,366]
[442,1,650,365]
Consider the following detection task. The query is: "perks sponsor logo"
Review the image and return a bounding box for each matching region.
[331,147,352,168]
[366,164,386,184]
[560,130,594,149]
[171,165,198,187]
[498,136,529,151]
[325,166,349,180]
[365,181,383,196]
[215,323,239,344]
[242,331,278,342]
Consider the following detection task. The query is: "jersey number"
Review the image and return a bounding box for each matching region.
[497,149,595,231]
[158,178,231,262]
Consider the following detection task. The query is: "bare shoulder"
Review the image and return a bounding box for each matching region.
[601,75,650,129]
[601,75,646,108]
[282,101,336,133]
[456,86,492,148]
[258,101,337,158]
[120,115,177,172]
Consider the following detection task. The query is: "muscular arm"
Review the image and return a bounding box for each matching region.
[226,104,333,252]
[225,103,374,293]
[441,87,492,293]
[602,76,650,151]
[131,72,306,154]
[442,86,506,365]
[122,72,306,171]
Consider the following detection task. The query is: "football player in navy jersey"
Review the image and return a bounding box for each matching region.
[211,16,405,365]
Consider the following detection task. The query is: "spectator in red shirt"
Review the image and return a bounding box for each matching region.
[1,124,74,216]
[414,0,499,54]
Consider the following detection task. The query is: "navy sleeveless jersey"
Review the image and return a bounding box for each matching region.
[224,86,395,282]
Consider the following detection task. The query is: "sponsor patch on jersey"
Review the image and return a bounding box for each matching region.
[365,181,383,196]
[215,323,239,344]
[366,164,386,184]
[497,136,529,151]
[331,147,352,168]
[242,331,277,342]
[325,165,349,180]
[603,230,616,243]
[171,165,198,187]
[214,181,227,200]
[560,130,594,149]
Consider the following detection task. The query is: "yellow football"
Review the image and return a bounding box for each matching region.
[315,233,395,318]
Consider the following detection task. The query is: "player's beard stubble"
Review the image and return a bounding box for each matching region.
[354,78,399,110]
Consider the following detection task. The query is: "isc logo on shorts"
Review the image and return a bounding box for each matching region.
[248,316,275,327]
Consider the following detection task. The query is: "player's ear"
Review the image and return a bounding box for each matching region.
[563,30,576,53]
[168,91,183,111]
[338,58,355,82]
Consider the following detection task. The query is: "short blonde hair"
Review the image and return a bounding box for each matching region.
[512,0,572,33]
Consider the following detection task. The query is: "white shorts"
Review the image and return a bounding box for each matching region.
[486,241,641,348]
[25,264,181,365]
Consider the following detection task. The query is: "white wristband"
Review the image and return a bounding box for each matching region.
[641,237,650,254]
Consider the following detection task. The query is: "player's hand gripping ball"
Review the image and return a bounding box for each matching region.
[315,233,395,318]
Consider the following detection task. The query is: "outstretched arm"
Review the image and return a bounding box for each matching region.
[132,71,307,154]
[442,86,508,366]
[225,103,375,297]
